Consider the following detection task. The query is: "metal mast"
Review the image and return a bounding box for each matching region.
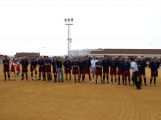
[64,18,73,56]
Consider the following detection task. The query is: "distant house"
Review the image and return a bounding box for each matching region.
[15,52,40,58]
[69,49,91,56]
[90,49,161,57]
[0,54,4,58]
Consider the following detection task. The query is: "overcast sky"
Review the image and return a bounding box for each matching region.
[0,0,161,56]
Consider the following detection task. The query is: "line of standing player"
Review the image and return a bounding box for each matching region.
[2,55,160,86]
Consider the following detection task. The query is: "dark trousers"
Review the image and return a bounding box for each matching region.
[22,72,28,80]
[132,71,141,89]
[4,72,10,80]
[31,71,37,79]
[47,72,52,81]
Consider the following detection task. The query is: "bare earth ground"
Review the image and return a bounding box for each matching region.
[0,65,161,120]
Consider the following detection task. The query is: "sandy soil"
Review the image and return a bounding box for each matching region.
[0,68,161,120]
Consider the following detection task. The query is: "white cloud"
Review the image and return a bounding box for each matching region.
[0,0,161,55]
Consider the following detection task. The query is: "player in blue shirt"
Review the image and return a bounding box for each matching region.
[137,57,147,86]
[95,58,103,84]
[117,57,124,85]
[21,57,29,80]
[44,56,52,81]
[102,57,110,83]
[52,57,57,82]
[38,56,45,80]
[78,57,85,82]
[30,57,38,80]
[123,58,131,85]
[149,57,160,86]
[110,57,117,84]
[72,57,80,83]
[64,57,72,82]
[82,56,91,82]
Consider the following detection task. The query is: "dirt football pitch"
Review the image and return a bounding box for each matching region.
[0,65,161,120]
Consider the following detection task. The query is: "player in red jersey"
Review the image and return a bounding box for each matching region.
[15,59,21,77]
[10,58,16,80]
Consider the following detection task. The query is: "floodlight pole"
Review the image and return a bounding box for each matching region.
[65,18,73,57]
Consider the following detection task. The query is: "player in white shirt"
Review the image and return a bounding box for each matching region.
[91,56,98,83]
[130,58,141,89]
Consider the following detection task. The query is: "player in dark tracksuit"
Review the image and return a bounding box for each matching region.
[117,58,124,85]
[78,57,85,82]
[102,57,110,83]
[137,58,147,86]
[52,57,57,82]
[63,57,72,82]
[44,56,52,81]
[110,58,117,84]
[72,58,80,83]
[38,57,45,80]
[30,58,38,80]
[123,58,131,85]
[83,57,91,82]
[2,55,10,80]
[56,57,64,82]
[21,57,29,80]
[95,58,103,84]
[149,58,160,86]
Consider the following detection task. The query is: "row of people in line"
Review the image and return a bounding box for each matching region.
[2,55,160,87]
